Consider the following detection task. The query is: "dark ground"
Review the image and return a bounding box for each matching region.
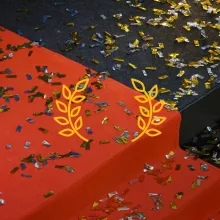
[0,0,220,111]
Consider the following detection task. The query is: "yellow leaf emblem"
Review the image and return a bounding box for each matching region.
[72,95,86,103]
[131,78,146,93]
[59,128,75,137]
[134,95,149,103]
[62,85,71,100]
[74,116,83,130]
[146,128,161,137]
[139,106,150,117]
[137,116,146,130]
[54,116,69,126]
[75,78,89,93]
[55,100,67,113]
[153,100,165,113]
[151,116,166,125]
[149,85,158,100]
[71,106,81,117]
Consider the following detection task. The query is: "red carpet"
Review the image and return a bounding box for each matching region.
[0,28,219,220]
[80,148,220,220]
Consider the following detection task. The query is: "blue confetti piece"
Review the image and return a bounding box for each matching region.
[31,38,43,42]
[20,163,27,170]
[86,87,93,93]
[32,159,37,164]
[65,8,74,12]
[26,118,35,124]
[65,166,74,173]
[44,108,53,116]
[16,30,23,36]
[79,43,85,49]
[54,2,65,6]
[69,152,81,157]
[26,73,32,80]
[16,125,22,132]
[6,144,12,149]
[39,42,46,47]
[5,68,12,74]
[4,98,10,103]
[48,155,57,160]
[14,94,20,102]
[21,174,32,178]
[71,11,78,17]
[1,105,7,109]
[42,66,48,73]
[42,15,52,23]
[42,160,48,165]
[6,87,14,91]
[86,127,93,134]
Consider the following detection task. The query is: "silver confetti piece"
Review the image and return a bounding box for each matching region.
[124,108,132,115]
[198,175,208,179]
[117,101,126,107]
[0,198,5,205]
[117,207,129,211]
[24,141,31,149]
[42,140,51,147]
[200,163,208,171]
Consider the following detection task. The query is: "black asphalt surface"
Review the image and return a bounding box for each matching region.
[0,0,219,111]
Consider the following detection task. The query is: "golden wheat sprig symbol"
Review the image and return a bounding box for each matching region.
[131,78,167,142]
[54,79,89,142]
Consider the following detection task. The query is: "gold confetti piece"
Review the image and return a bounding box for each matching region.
[11,167,19,174]
[169,53,179,58]
[175,164,181,170]
[92,202,99,209]
[128,63,137,69]
[158,43,164,49]
[167,175,172,182]
[175,37,189,43]
[139,31,145,37]
[153,8,167,15]
[91,58,100,64]
[145,66,157,70]
[114,125,123,131]
[159,88,171,94]
[177,70,185,78]
[194,40,200,47]
[102,117,109,124]
[43,191,54,198]
[158,75,169,80]
[131,39,139,48]
[183,25,191,31]
[113,58,124,62]
[85,110,91,116]
[205,82,211,89]
[145,36,153,41]
[170,202,177,210]
[191,182,197,189]
[137,6,146,11]
[99,140,110,144]
[87,94,100,99]
[176,192,184,199]
[117,23,129,32]
[151,48,158,55]
[95,108,106,113]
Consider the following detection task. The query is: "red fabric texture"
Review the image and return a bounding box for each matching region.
[1,28,216,220]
